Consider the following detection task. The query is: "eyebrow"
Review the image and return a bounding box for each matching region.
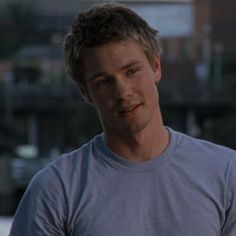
[88,60,142,82]
[121,61,142,71]
[88,72,106,82]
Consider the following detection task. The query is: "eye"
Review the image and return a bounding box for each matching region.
[94,77,112,88]
[126,66,140,77]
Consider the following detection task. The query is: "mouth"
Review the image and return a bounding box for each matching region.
[117,104,141,116]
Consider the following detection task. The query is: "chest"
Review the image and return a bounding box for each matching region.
[67,167,224,236]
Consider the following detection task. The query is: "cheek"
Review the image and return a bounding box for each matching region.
[91,88,115,105]
[144,82,159,101]
[139,77,157,94]
[92,95,113,110]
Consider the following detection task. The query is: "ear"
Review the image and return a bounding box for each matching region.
[76,82,94,105]
[153,55,162,84]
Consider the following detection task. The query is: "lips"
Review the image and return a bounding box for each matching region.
[117,104,141,116]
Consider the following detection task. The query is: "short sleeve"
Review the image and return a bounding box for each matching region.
[9,165,67,236]
[221,157,236,235]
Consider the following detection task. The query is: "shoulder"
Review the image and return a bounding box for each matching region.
[168,128,236,179]
[29,134,104,192]
[173,128,236,162]
[169,128,236,194]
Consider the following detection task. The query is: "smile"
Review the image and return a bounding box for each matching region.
[118,104,141,116]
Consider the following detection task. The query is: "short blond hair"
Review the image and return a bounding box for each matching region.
[64,2,162,84]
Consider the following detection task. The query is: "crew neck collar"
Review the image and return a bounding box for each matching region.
[94,127,178,172]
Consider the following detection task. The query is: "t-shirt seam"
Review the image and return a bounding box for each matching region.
[96,128,179,172]
[100,153,172,172]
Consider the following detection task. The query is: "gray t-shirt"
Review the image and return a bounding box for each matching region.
[10,128,236,236]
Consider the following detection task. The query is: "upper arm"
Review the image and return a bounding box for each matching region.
[9,166,67,236]
[221,158,236,235]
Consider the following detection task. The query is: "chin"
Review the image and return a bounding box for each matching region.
[124,121,148,134]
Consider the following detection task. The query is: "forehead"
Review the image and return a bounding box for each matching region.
[82,40,149,78]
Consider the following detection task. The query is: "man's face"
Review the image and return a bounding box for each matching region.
[79,40,161,135]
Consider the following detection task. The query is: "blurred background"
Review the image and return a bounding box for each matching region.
[0,0,236,233]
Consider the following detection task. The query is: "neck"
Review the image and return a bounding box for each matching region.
[104,118,169,162]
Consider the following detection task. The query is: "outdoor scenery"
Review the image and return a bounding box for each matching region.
[0,0,236,234]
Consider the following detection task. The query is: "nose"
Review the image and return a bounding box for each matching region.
[114,77,132,101]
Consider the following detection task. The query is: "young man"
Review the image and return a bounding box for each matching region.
[10,3,236,236]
